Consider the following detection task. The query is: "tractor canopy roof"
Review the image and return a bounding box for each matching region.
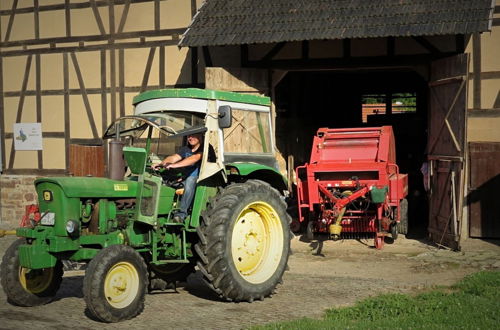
[133,88,270,106]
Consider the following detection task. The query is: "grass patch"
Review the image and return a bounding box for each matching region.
[254,271,500,329]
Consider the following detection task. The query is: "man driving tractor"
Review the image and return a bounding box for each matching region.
[152,132,214,222]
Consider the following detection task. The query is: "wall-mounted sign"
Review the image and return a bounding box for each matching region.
[13,123,43,150]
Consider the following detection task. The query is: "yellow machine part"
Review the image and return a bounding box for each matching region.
[0,230,16,238]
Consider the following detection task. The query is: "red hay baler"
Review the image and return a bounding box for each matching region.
[295,126,408,249]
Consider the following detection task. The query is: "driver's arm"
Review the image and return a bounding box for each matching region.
[153,153,182,169]
[166,153,202,169]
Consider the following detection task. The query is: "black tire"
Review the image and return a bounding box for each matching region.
[0,238,63,307]
[83,245,148,323]
[390,222,398,240]
[196,179,291,302]
[397,198,408,235]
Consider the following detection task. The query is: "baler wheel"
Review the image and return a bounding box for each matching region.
[83,245,148,323]
[195,180,291,302]
[0,238,63,307]
[374,235,384,250]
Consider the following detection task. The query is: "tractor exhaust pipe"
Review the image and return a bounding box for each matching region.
[108,123,125,181]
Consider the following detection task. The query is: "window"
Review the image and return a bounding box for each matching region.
[223,109,272,154]
[361,92,416,123]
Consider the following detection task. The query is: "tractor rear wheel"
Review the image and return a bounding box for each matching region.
[83,245,148,323]
[0,239,63,307]
[195,180,291,302]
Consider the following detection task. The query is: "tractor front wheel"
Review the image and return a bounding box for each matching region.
[195,180,291,302]
[83,245,148,323]
[0,238,63,307]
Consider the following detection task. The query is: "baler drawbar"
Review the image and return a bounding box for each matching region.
[296,126,408,249]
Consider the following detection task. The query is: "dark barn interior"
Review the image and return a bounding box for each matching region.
[274,69,429,237]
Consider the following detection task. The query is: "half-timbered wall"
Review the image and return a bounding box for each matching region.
[0,0,202,175]
[0,0,203,226]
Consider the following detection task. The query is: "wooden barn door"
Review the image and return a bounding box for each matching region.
[427,54,468,250]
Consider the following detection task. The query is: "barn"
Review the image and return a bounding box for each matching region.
[1,0,499,249]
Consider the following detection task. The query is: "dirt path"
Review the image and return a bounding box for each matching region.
[1,235,499,329]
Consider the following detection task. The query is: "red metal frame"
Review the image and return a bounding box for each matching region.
[296,126,408,249]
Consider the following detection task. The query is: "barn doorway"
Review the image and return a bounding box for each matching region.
[274,69,429,237]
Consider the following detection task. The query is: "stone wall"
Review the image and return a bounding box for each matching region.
[0,175,39,229]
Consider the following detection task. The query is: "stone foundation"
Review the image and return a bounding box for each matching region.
[0,175,39,229]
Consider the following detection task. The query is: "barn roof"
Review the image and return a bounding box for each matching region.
[179,0,495,47]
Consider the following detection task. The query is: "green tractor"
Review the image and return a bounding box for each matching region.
[0,89,291,322]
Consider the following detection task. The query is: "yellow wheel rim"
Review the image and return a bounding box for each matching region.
[104,262,139,309]
[231,201,284,284]
[19,267,54,294]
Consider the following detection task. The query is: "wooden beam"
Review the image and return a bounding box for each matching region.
[8,55,32,169]
[117,0,131,34]
[241,44,249,67]
[3,169,67,175]
[413,36,440,54]
[455,34,465,53]
[100,50,108,172]
[472,33,481,109]
[0,57,5,171]
[301,40,309,60]
[159,46,166,87]
[141,47,156,92]
[262,42,286,62]
[191,47,198,85]
[70,53,99,139]
[63,53,70,171]
[34,0,40,39]
[65,0,71,37]
[4,0,18,42]
[154,0,160,31]
[36,54,42,169]
[119,49,125,117]
[5,132,65,139]
[90,0,106,35]
[202,46,213,67]
[0,0,153,15]
[387,37,395,57]
[1,28,186,48]
[343,39,351,58]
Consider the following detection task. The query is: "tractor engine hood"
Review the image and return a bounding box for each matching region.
[34,177,138,198]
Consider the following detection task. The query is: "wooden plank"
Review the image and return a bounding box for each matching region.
[5,132,65,139]
[412,36,440,54]
[261,42,286,62]
[69,144,105,177]
[108,0,115,35]
[191,47,198,85]
[202,46,212,67]
[205,67,268,93]
[110,48,117,120]
[70,52,99,139]
[468,142,500,238]
[141,47,156,92]
[8,55,32,169]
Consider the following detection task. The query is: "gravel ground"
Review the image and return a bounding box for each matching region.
[1,234,499,329]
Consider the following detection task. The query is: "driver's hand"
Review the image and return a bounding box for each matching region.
[152,162,164,170]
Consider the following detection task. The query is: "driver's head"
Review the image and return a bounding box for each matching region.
[187,133,203,146]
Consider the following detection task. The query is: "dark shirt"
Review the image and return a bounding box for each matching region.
[177,144,216,177]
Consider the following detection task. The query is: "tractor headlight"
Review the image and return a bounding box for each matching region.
[65,220,79,235]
